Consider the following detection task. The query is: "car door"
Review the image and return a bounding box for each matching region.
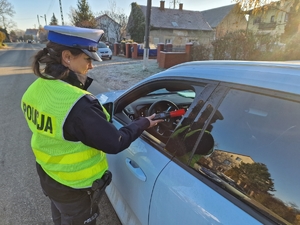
[149,161,262,225]
[149,83,300,225]
[105,79,217,225]
[105,120,171,225]
[148,85,262,225]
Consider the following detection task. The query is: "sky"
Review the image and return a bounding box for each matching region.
[9,0,235,31]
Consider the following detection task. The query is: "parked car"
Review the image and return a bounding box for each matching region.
[97,61,300,225]
[97,41,112,60]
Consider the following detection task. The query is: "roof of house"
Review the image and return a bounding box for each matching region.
[201,4,237,28]
[95,14,120,26]
[25,29,38,36]
[139,5,212,31]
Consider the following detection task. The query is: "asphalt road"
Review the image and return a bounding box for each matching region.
[0,42,121,225]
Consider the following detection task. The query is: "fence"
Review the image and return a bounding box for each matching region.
[163,44,186,52]
[113,43,194,69]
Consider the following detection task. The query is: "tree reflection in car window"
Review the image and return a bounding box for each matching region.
[195,89,300,224]
[166,103,218,165]
[165,100,203,157]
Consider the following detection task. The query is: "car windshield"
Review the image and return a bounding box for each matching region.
[147,89,195,98]
[98,42,107,48]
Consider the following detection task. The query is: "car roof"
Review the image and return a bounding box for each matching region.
[148,61,300,95]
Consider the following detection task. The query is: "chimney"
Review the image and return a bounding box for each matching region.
[160,1,165,10]
[179,3,183,10]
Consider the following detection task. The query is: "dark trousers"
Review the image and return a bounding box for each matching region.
[50,191,99,225]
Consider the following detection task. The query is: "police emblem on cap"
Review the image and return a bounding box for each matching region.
[44,25,104,62]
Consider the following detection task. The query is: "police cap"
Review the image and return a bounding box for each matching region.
[44,25,104,61]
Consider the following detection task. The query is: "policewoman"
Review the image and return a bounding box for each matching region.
[21,26,162,225]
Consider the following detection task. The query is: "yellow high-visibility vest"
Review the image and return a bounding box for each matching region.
[21,78,109,188]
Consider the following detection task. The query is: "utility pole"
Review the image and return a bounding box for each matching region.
[59,0,65,25]
[44,14,47,25]
[37,15,40,27]
[40,14,47,26]
[143,0,151,71]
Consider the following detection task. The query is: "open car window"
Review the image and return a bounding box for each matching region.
[114,80,214,144]
[123,88,195,143]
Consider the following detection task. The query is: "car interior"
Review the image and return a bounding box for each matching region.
[113,81,204,143]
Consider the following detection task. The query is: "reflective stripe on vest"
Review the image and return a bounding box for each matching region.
[21,78,109,188]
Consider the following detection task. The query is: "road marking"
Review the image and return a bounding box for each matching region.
[0,67,32,76]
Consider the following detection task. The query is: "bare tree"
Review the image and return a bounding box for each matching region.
[9,30,17,41]
[233,0,299,12]
[0,0,16,30]
[95,0,128,42]
[233,0,272,11]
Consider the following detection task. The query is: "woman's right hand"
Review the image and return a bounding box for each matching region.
[146,114,164,128]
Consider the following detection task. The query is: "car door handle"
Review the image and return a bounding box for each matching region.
[125,158,146,182]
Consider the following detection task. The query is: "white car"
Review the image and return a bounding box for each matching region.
[97,61,300,225]
[97,41,112,60]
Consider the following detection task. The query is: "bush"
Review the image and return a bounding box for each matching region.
[191,44,211,61]
[0,31,6,46]
[210,30,292,61]
[212,30,258,60]
[282,36,300,60]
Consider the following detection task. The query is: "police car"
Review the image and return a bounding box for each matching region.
[97,60,300,225]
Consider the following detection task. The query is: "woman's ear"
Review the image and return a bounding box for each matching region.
[62,50,71,67]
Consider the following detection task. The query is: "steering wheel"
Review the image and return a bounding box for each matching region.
[148,100,180,140]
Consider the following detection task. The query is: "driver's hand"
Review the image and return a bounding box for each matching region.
[146,114,164,129]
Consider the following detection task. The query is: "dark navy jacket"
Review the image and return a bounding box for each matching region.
[36,71,150,201]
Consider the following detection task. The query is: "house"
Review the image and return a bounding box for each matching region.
[201,4,248,39]
[37,28,48,43]
[127,1,213,46]
[95,14,122,43]
[246,0,294,39]
[200,149,255,173]
[24,29,38,41]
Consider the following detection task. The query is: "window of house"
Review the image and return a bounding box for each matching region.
[284,13,289,22]
[153,38,159,45]
[253,17,261,24]
[188,39,198,44]
[270,15,275,22]
[223,159,231,165]
[171,22,178,27]
[235,157,242,162]
[165,39,172,44]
